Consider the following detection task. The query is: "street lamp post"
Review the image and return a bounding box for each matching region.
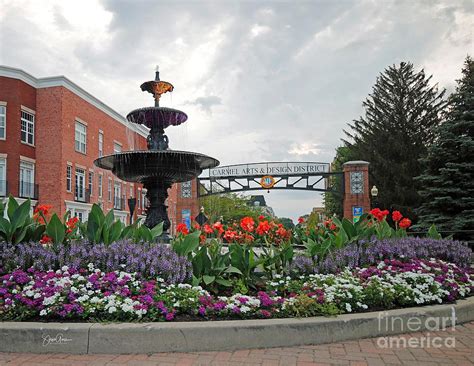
[370,185,379,209]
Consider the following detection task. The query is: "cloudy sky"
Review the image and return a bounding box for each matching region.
[0,0,471,221]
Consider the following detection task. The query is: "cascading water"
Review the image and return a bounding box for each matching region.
[94,68,220,232]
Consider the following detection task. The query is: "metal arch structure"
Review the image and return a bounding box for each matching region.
[197,161,344,197]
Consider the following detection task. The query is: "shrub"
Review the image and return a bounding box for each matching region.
[0,239,191,284]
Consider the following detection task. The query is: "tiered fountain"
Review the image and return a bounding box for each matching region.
[94,68,220,232]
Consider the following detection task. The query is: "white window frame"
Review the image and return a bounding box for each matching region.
[113,141,122,153]
[75,121,87,154]
[21,110,35,146]
[66,165,72,192]
[114,181,121,209]
[19,160,35,198]
[0,157,6,196]
[75,168,86,201]
[108,178,112,202]
[0,103,6,140]
[88,171,94,196]
[98,131,104,157]
[98,174,103,198]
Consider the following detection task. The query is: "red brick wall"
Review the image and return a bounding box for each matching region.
[0,77,37,198]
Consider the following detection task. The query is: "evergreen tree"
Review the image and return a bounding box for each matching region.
[324,146,354,217]
[343,62,446,220]
[416,56,474,238]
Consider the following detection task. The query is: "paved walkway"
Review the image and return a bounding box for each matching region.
[1,322,473,366]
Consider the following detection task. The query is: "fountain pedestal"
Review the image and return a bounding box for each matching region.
[143,179,172,230]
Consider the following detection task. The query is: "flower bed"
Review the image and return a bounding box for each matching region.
[292,237,472,274]
[0,240,192,284]
[1,258,472,322]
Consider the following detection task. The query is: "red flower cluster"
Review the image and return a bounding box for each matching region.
[298,217,305,224]
[392,210,403,222]
[323,219,337,231]
[66,217,79,234]
[369,208,390,221]
[176,223,189,235]
[33,204,53,224]
[39,235,52,245]
[371,208,412,230]
[240,217,255,232]
[399,218,412,229]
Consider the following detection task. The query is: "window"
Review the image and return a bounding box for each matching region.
[98,174,103,198]
[88,171,94,196]
[75,121,87,154]
[21,110,34,145]
[181,181,192,198]
[66,165,72,192]
[114,142,122,153]
[75,168,86,201]
[0,105,6,139]
[98,132,103,157]
[19,161,35,198]
[142,188,147,209]
[108,178,112,201]
[114,182,121,209]
[0,158,6,196]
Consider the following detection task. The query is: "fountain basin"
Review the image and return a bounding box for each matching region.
[126,106,188,130]
[94,150,219,183]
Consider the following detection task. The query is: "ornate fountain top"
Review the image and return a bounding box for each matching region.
[140,66,174,107]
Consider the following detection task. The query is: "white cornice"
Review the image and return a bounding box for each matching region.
[0,65,149,138]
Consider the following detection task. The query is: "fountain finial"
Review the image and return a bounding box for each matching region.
[140,68,174,107]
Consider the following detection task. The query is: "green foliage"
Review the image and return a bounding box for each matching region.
[343,62,447,221]
[416,56,474,240]
[0,196,42,244]
[80,204,163,245]
[282,295,341,317]
[191,240,243,291]
[45,214,65,244]
[200,193,263,223]
[277,217,295,230]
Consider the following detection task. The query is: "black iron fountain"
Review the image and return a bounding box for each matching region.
[94,67,220,232]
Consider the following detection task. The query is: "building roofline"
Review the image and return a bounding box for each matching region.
[0,65,149,138]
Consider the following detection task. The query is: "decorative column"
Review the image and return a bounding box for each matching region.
[342,161,371,222]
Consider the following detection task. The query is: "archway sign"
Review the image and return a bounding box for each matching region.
[197,161,371,221]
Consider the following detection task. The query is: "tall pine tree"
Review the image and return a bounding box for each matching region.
[416,56,474,238]
[343,62,446,220]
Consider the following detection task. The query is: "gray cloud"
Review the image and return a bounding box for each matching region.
[0,0,471,220]
[185,95,222,113]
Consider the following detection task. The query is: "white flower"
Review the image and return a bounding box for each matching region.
[61,266,69,272]
[39,309,48,316]
[108,306,117,313]
[240,306,251,313]
[345,303,352,313]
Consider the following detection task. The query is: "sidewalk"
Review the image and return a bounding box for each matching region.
[1,322,473,366]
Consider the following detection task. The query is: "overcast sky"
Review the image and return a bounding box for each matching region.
[0,0,472,221]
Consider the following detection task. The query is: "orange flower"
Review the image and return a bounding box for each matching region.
[34,204,52,216]
[240,217,255,232]
[212,222,224,236]
[256,220,271,236]
[223,229,238,242]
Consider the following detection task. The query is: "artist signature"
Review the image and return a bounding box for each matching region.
[42,333,72,347]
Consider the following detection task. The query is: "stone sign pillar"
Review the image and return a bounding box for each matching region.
[342,161,371,222]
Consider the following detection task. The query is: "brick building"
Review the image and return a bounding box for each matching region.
[0,65,199,234]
